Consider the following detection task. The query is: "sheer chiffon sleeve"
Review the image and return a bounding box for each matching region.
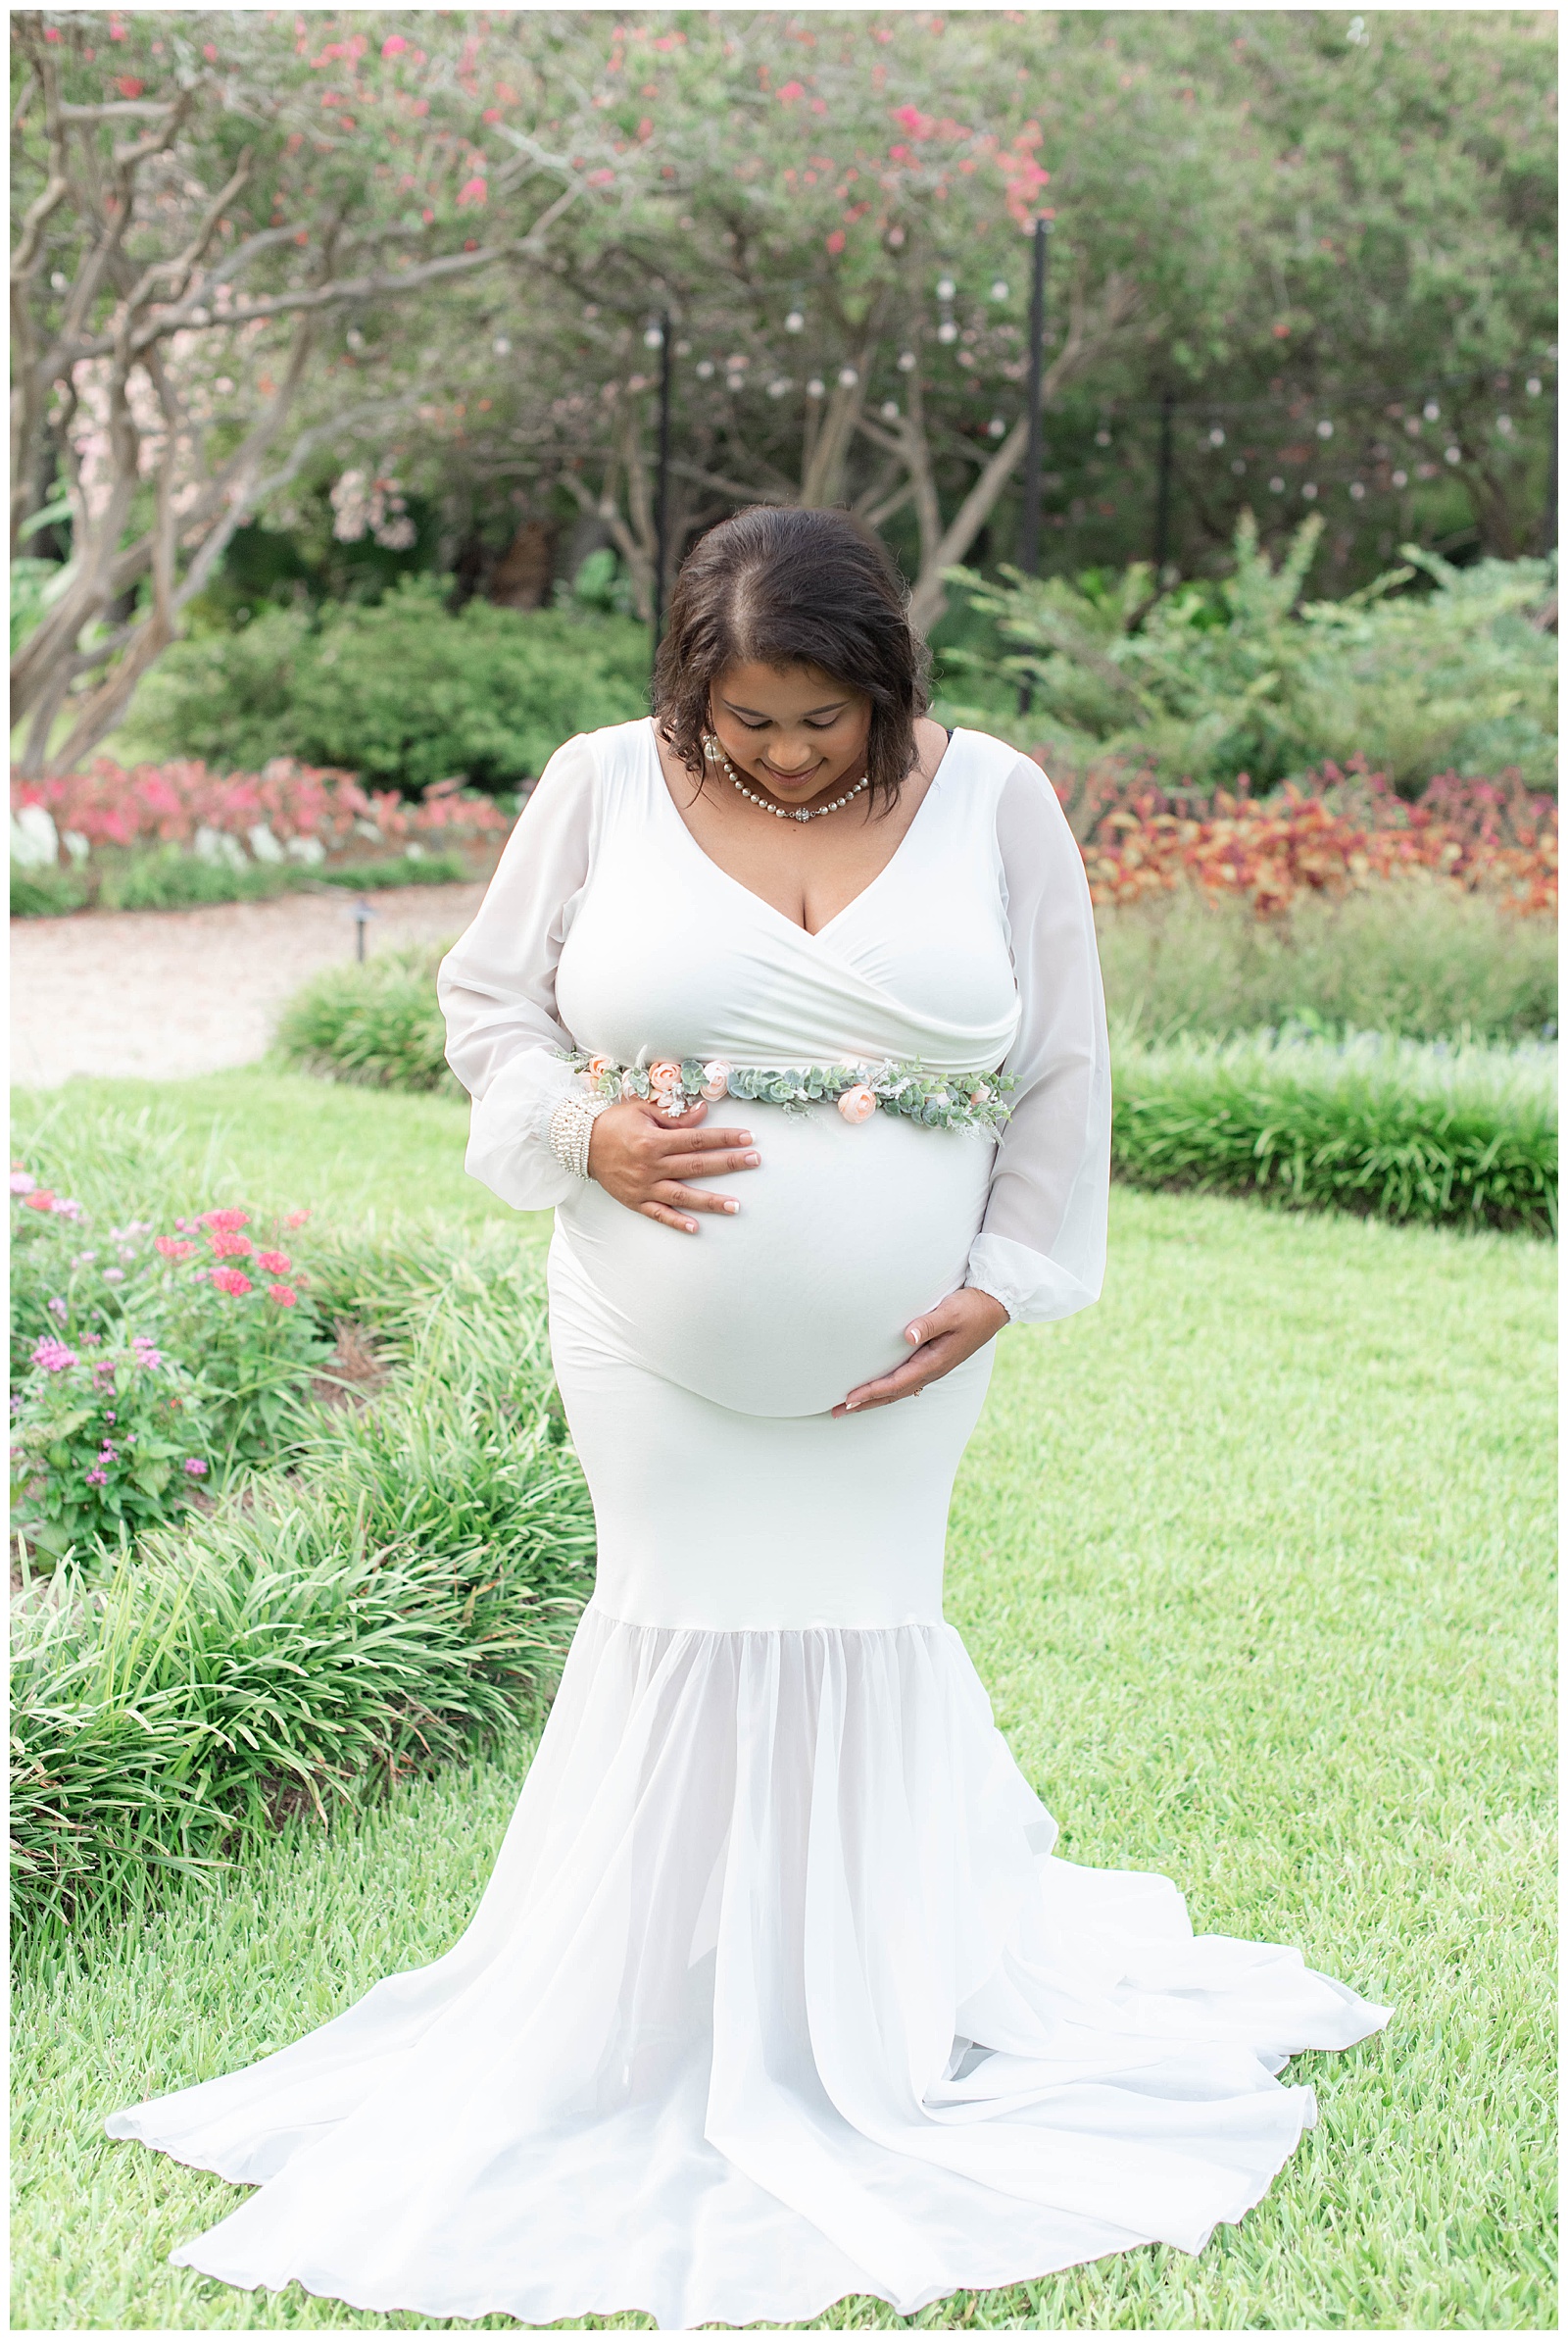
[964,755,1111,1325]
[436,732,599,1213]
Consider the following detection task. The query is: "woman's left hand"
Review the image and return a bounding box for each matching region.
[832,1287,1009,1418]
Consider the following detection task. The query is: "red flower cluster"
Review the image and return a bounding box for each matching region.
[10,758,511,862]
[1059,760,1558,920]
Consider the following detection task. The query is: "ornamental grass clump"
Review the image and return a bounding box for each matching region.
[1111,1031,1557,1234]
[11,1283,596,1941]
[1098,876,1559,1045]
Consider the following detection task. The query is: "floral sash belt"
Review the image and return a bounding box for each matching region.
[562,1051,1015,1134]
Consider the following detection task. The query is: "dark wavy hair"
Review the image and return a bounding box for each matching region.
[652,506,930,809]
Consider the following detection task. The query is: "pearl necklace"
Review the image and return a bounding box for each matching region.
[703,731,868,822]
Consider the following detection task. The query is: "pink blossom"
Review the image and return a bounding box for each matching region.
[210,1267,254,1297]
[155,1236,198,1261]
[381,31,408,55]
[285,1209,312,1227]
[207,1229,254,1259]
[257,1250,292,1274]
[85,1468,108,1486]
[9,1170,35,1194]
[183,1457,209,1476]
[23,1189,56,1213]
[268,1282,299,1308]
[198,1208,251,1232]
[457,174,488,207]
[777,79,805,102]
[837,1084,877,1124]
[30,1337,77,1371]
[825,229,847,255]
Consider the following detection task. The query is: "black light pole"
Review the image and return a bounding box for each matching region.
[651,311,673,663]
[1153,385,1176,580]
[1016,215,1050,717]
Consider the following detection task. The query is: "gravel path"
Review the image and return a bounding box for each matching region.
[10,882,487,1089]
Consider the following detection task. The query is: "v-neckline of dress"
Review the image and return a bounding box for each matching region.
[645,716,958,944]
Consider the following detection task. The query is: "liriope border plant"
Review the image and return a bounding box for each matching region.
[11,1256,597,1942]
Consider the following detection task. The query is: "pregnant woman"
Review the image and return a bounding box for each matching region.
[108,508,1388,2325]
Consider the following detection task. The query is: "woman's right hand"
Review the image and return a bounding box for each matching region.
[586,1099,760,1234]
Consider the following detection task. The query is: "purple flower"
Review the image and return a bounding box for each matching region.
[29,1337,77,1372]
[53,1198,83,1220]
[9,1170,35,1194]
[105,1410,117,1423]
[85,1467,108,1486]
[46,1297,68,1321]
[130,1335,164,1370]
[98,1440,120,1463]
[182,1457,209,1476]
[102,1268,125,1284]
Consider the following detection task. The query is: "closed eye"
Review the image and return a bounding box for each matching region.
[738,717,838,731]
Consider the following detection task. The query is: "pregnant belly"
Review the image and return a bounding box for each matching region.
[553,1107,996,1418]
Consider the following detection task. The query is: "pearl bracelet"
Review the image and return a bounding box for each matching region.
[548,1092,612,1180]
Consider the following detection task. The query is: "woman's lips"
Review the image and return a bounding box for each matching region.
[760,765,821,788]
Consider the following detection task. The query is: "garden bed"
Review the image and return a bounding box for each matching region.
[9,1139,594,1941]
[10,755,512,918]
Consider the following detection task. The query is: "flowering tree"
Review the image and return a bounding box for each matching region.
[9,8,611,775]
[449,12,1261,628]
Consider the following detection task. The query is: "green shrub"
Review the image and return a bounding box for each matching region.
[273,943,456,1092]
[11,1279,595,1938]
[10,1332,215,1562]
[946,519,1558,795]
[10,862,89,918]
[95,844,296,913]
[319,849,469,889]
[131,576,651,794]
[1112,1031,1556,1233]
[9,1169,333,1525]
[1099,879,1559,1045]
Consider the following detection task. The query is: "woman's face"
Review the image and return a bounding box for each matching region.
[708,662,872,806]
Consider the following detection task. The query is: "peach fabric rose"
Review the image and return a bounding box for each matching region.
[837,1084,877,1124]
[586,1055,615,1080]
[700,1060,732,1100]
[648,1061,682,1092]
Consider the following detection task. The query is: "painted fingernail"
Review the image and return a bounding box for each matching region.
[723,1201,739,1214]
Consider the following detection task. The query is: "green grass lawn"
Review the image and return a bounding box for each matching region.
[11,1073,1556,2331]
[9,1067,548,1242]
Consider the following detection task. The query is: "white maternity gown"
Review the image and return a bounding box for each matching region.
[107,719,1390,2327]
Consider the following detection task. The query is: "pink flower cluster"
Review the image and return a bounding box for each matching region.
[11,1170,84,1218]
[9,757,511,861]
[176,1210,301,1305]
